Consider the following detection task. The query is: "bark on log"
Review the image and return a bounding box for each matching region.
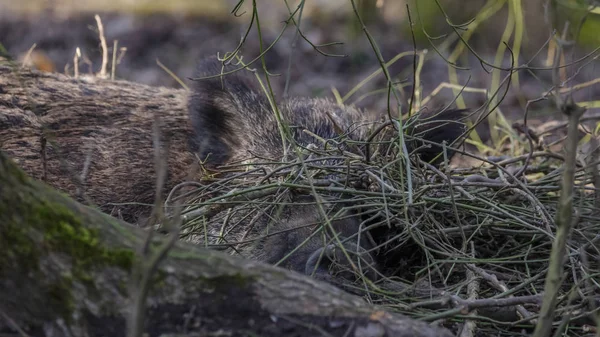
[0,61,195,223]
[0,150,453,337]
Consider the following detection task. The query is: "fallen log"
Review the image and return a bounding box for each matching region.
[0,60,195,223]
[0,149,453,337]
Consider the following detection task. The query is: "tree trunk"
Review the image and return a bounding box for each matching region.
[0,60,195,223]
[0,149,452,337]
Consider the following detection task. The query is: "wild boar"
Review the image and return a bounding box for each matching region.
[186,56,467,284]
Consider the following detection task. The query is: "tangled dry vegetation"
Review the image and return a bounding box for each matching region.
[169,116,599,332]
[154,6,600,333]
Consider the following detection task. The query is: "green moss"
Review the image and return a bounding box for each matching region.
[0,212,40,274]
[1,154,30,184]
[40,204,134,272]
[206,273,253,290]
[46,275,76,320]
[1,157,135,322]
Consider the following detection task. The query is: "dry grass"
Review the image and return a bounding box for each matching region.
[169,124,599,334]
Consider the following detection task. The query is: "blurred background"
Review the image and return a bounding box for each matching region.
[1,0,599,152]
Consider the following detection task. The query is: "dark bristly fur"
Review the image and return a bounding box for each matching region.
[189,56,412,167]
[403,107,468,165]
[187,56,468,284]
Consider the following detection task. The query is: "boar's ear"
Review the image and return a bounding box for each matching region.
[187,56,267,167]
[305,242,379,283]
[408,108,468,165]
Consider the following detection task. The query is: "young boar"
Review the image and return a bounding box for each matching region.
[187,56,467,284]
